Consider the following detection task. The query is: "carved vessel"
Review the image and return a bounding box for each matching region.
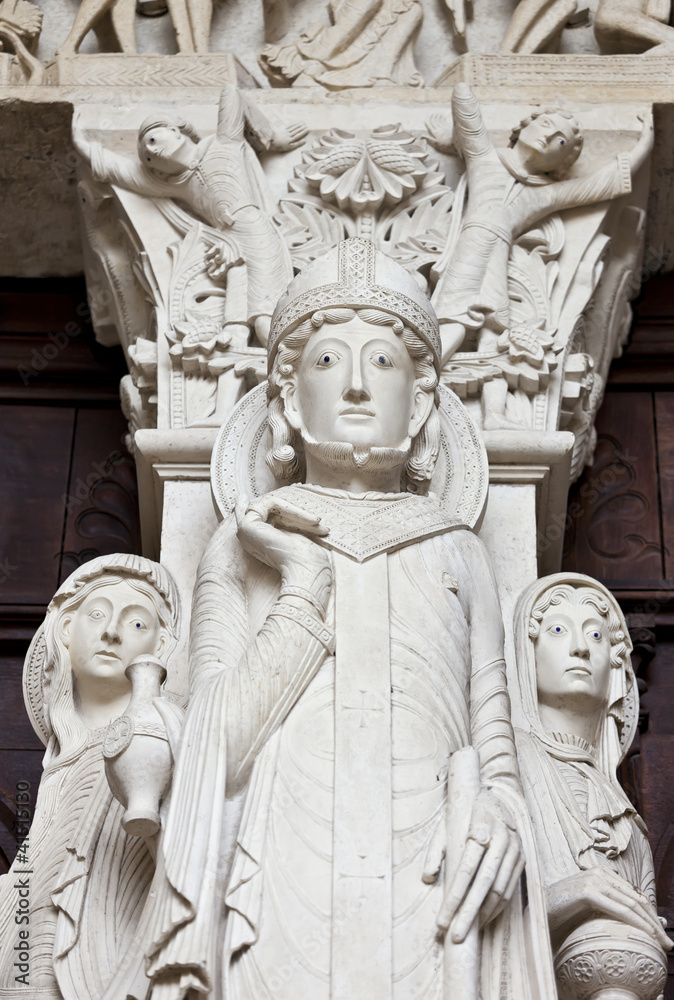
[555,918,668,1000]
[102,655,172,837]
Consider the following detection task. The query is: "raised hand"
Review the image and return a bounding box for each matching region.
[270,121,309,152]
[426,112,456,155]
[236,494,332,615]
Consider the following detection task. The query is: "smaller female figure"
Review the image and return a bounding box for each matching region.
[513,573,670,1000]
[0,553,181,1000]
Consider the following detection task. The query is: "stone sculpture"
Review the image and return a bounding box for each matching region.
[427,83,652,427]
[499,0,582,53]
[259,0,424,89]
[56,0,213,55]
[497,0,674,54]
[72,86,307,346]
[594,0,674,54]
[0,0,43,83]
[115,237,557,1000]
[0,554,181,999]
[513,573,671,999]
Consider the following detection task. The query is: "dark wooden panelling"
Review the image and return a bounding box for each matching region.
[656,393,674,580]
[563,392,663,583]
[0,406,74,605]
[60,409,140,581]
[0,658,43,750]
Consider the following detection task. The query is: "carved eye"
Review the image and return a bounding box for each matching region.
[588,629,602,641]
[317,352,339,368]
[149,138,155,143]
[549,623,566,635]
[89,609,105,622]
[130,619,147,631]
[559,139,565,146]
[371,352,393,368]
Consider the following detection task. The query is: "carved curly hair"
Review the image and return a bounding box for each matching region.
[509,108,583,179]
[266,308,440,492]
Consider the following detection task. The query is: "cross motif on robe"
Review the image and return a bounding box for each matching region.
[342,689,384,729]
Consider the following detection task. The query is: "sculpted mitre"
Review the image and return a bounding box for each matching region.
[130,239,555,1000]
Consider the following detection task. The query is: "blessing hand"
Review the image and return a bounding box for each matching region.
[433,789,524,943]
[236,494,332,615]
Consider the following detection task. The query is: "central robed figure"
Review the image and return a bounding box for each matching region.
[119,239,556,1000]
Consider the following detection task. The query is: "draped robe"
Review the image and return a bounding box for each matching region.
[87,86,292,324]
[0,732,154,1000]
[131,485,555,1000]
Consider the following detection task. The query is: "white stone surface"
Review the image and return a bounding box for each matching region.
[0,554,181,998]
[513,573,671,998]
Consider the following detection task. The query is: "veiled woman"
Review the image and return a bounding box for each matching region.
[0,554,181,1000]
[512,573,670,970]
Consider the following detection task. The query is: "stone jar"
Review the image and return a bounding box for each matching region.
[555,918,668,1000]
[102,655,172,838]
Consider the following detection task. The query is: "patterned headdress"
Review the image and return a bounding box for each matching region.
[268,238,442,375]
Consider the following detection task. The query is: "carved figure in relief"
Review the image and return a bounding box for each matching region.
[56,0,213,55]
[498,0,584,53]
[123,238,556,1000]
[513,574,671,1000]
[594,0,674,54]
[0,0,44,83]
[72,87,307,345]
[427,84,652,427]
[0,554,181,1000]
[259,0,424,90]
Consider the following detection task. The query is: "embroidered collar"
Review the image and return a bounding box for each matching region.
[274,484,463,562]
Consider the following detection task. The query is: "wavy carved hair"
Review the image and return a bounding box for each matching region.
[40,556,179,775]
[266,308,440,492]
[509,108,583,179]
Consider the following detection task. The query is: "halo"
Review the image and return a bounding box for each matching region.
[211,382,488,529]
[23,624,50,747]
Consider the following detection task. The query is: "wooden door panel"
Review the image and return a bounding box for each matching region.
[0,406,74,605]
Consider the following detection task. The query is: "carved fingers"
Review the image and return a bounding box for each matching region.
[547,868,672,951]
[270,121,309,152]
[236,495,333,611]
[425,112,455,154]
[437,790,522,943]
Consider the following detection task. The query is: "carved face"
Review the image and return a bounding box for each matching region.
[535,599,612,719]
[61,580,166,701]
[516,113,577,174]
[140,124,189,165]
[282,318,432,451]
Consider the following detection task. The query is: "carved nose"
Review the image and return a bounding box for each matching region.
[343,361,370,402]
[101,619,123,644]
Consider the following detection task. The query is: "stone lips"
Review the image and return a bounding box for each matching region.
[210,380,489,531]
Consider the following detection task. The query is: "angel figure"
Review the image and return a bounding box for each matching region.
[513,574,671,999]
[56,0,212,55]
[259,0,424,90]
[0,554,181,1000]
[73,86,307,346]
[427,84,652,427]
